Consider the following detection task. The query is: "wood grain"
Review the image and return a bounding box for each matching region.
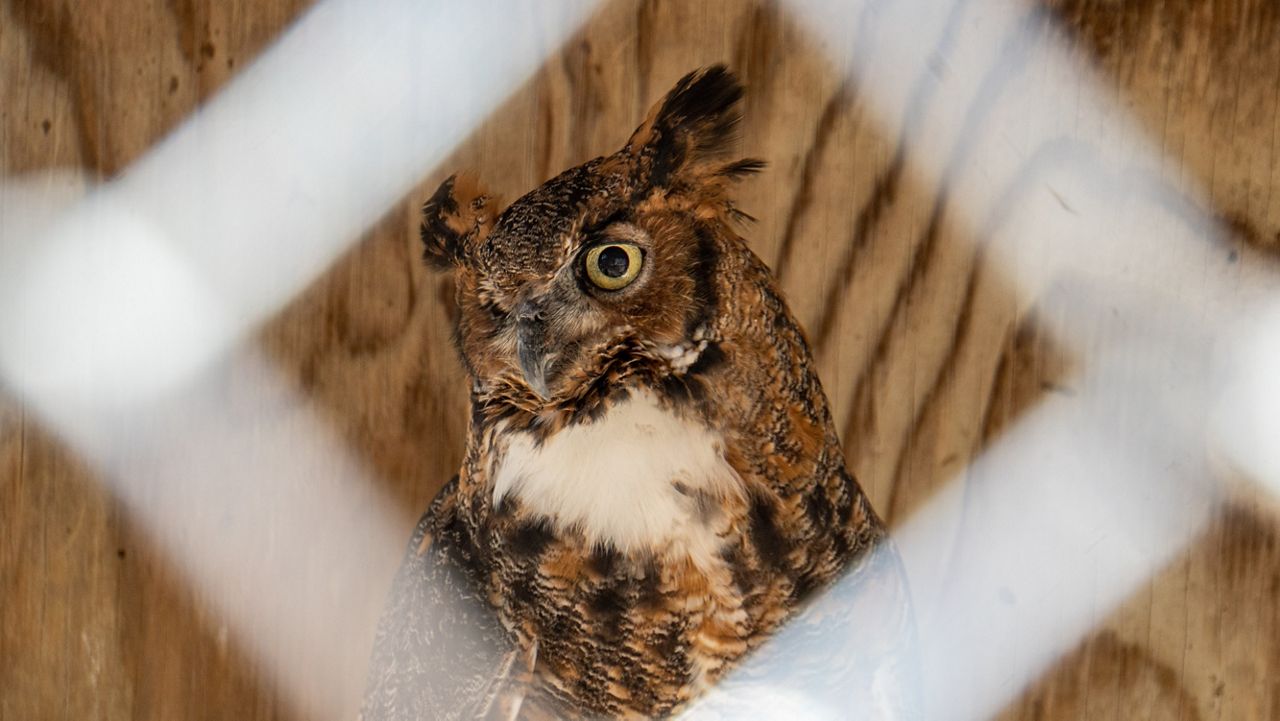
[2,0,1279,718]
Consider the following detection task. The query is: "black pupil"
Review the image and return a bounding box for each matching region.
[597,246,631,278]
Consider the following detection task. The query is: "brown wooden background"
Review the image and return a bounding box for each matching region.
[3,0,1280,719]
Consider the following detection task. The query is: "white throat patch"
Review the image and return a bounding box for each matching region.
[492,391,740,556]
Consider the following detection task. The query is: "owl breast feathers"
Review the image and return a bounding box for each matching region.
[361,66,903,720]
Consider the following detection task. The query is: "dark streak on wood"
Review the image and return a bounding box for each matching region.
[1010,629,1206,721]
[634,0,660,116]
[1218,210,1280,256]
[880,258,985,523]
[733,0,781,116]
[8,0,104,174]
[563,38,604,166]
[538,81,556,182]
[975,323,1020,446]
[167,0,205,69]
[809,0,979,352]
[813,147,905,350]
[837,10,1043,520]
[773,82,854,280]
[1044,0,1280,63]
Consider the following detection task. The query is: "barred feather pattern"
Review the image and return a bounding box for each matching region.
[362,66,901,720]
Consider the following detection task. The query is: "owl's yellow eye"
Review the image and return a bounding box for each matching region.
[584,243,644,290]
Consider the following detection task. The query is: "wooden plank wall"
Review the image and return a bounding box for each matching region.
[2,0,1279,718]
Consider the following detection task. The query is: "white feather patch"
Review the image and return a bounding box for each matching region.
[492,391,740,560]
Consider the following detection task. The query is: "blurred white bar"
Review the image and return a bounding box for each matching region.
[783,0,1275,317]
[0,182,237,406]
[121,0,595,320]
[897,358,1218,721]
[21,346,417,721]
[766,0,1275,718]
[687,317,1221,721]
[1213,302,1280,500]
[0,2,597,718]
[0,0,597,407]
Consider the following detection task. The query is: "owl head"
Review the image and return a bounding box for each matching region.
[422,66,765,420]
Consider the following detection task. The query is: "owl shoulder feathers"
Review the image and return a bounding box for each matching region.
[361,477,534,721]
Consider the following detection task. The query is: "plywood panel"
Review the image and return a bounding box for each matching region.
[2,0,1279,718]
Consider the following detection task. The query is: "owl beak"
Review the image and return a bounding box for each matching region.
[515,299,554,400]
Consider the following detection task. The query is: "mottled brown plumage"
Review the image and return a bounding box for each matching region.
[362,66,894,720]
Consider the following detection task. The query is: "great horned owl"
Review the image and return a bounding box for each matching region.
[362,66,897,720]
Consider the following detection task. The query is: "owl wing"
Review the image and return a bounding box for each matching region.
[361,477,532,721]
[681,539,921,720]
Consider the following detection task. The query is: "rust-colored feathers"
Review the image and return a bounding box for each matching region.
[362,66,891,720]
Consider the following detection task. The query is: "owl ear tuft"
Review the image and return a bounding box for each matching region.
[628,65,746,188]
[420,174,501,269]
